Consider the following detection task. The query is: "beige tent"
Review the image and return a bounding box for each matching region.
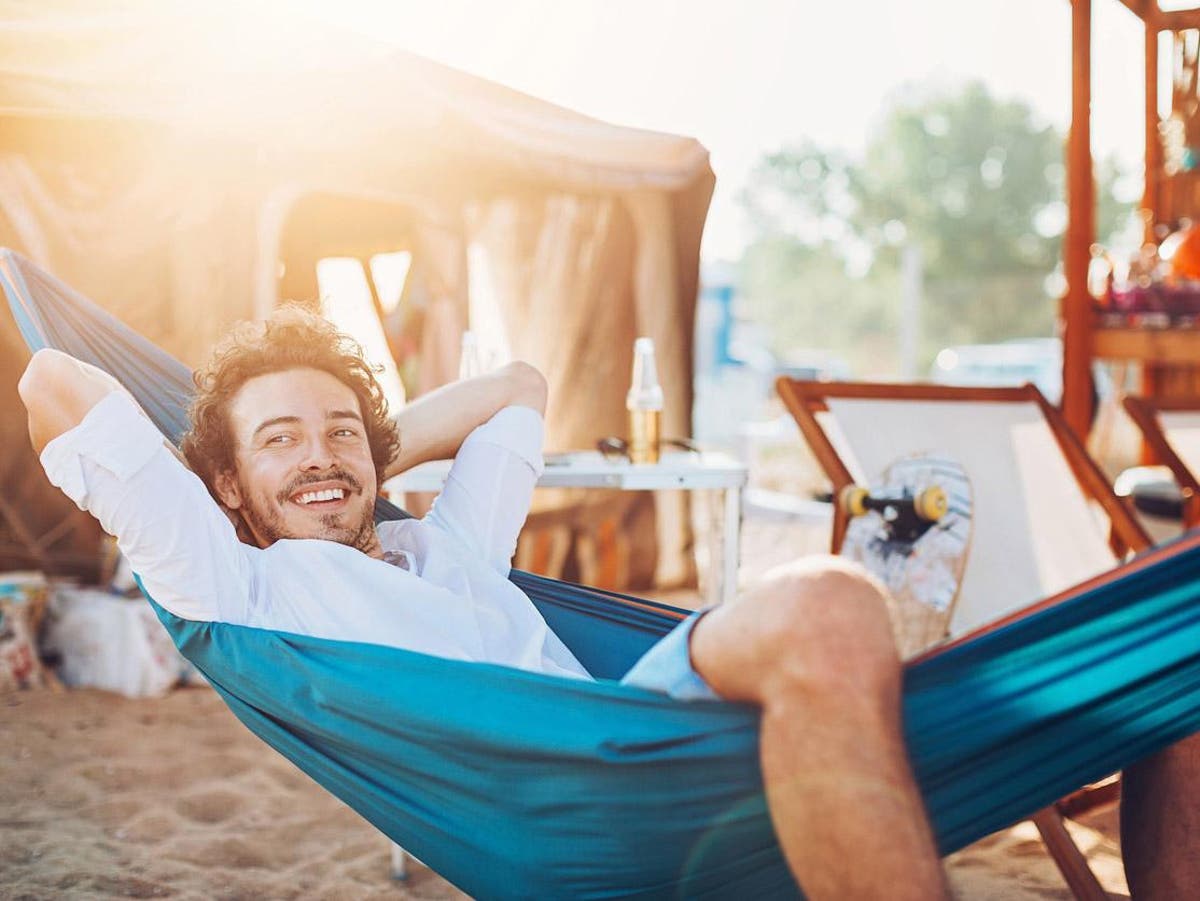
[0,1,714,585]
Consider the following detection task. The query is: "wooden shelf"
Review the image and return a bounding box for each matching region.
[1092,327,1200,365]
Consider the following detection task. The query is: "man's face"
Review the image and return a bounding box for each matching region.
[214,367,380,556]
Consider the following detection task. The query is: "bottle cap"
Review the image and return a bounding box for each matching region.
[627,336,664,410]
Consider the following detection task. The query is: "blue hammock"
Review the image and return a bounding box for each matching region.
[6,247,1200,900]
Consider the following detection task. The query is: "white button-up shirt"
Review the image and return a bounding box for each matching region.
[40,391,591,681]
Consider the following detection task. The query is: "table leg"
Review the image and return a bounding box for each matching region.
[718,487,742,605]
[390,841,408,880]
[704,490,721,608]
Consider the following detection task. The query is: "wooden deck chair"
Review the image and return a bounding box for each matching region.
[776,379,1152,901]
[1123,395,1200,527]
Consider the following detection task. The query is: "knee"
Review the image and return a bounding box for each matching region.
[749,556,900,702]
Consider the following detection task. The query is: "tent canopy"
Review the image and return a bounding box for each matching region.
[0,1,711,195]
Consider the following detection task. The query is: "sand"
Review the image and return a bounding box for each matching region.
[0,687,467,901]
[0,514,1131,899]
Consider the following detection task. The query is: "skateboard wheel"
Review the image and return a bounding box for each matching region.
[914,486,948,522]
[839,485,869,517]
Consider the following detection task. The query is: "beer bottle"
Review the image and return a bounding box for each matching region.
[458,330,483,380]
[626,337,663,464]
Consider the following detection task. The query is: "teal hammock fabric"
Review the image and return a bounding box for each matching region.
[7,247,1200,899]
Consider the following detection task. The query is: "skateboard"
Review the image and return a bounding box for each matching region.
[837,453,973,658]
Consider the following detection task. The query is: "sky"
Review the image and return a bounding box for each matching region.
[297,0,1153,262]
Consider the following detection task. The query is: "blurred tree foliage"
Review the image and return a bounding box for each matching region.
[740,81,1132,376]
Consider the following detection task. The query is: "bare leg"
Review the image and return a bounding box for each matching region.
[1122,732,1200,899]
[689,555,947,901]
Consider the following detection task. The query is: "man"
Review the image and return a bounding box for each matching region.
[20,306,947,899]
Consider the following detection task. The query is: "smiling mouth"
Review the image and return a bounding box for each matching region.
[293,488,348,507]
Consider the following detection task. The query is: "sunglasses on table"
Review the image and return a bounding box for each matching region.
[595,436,702,462]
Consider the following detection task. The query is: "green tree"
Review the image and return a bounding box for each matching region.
[740,81,1133,375]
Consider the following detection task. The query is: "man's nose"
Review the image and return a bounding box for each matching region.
[299,435,337,471]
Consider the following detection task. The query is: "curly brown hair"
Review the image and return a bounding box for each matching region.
[180,305,400,501]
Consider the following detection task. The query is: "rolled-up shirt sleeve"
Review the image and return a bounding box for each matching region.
[424,405,545,575]
[39,391,253,622]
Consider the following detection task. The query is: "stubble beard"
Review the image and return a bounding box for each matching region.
[237,470,379,555]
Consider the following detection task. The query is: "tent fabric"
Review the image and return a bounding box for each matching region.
[0,0,713,365]
[0,1,711,190]
[471,194,695,585]
[0,1,714,585]
[9,246,1200,899]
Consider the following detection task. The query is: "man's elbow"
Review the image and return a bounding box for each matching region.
[18,348,72,412]
[19,349,119,453]
[504,360,548,415]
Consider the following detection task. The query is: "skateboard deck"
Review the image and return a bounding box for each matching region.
[838,453,973,658]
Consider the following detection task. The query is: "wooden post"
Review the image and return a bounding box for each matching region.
[1063,0,1096,438]
[1144,5,1162,242]
[1141,5,1166,437]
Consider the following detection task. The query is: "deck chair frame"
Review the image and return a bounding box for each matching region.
[776,378,1151,901]
[1123,394,1200,527]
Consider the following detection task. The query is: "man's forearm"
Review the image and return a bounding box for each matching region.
[385,361,547,479]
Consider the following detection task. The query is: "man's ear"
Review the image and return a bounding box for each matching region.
[214,470,243,510]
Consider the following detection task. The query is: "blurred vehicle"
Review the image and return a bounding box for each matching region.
[775,351,851,384]
[930,337,1109,405]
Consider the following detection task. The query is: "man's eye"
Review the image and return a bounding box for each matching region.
[266,434,294,445]
[332,428,358,438]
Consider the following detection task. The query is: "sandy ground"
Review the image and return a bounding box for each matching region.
[0,514,1133,900]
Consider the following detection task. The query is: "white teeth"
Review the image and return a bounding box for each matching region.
[296,488,346,505]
